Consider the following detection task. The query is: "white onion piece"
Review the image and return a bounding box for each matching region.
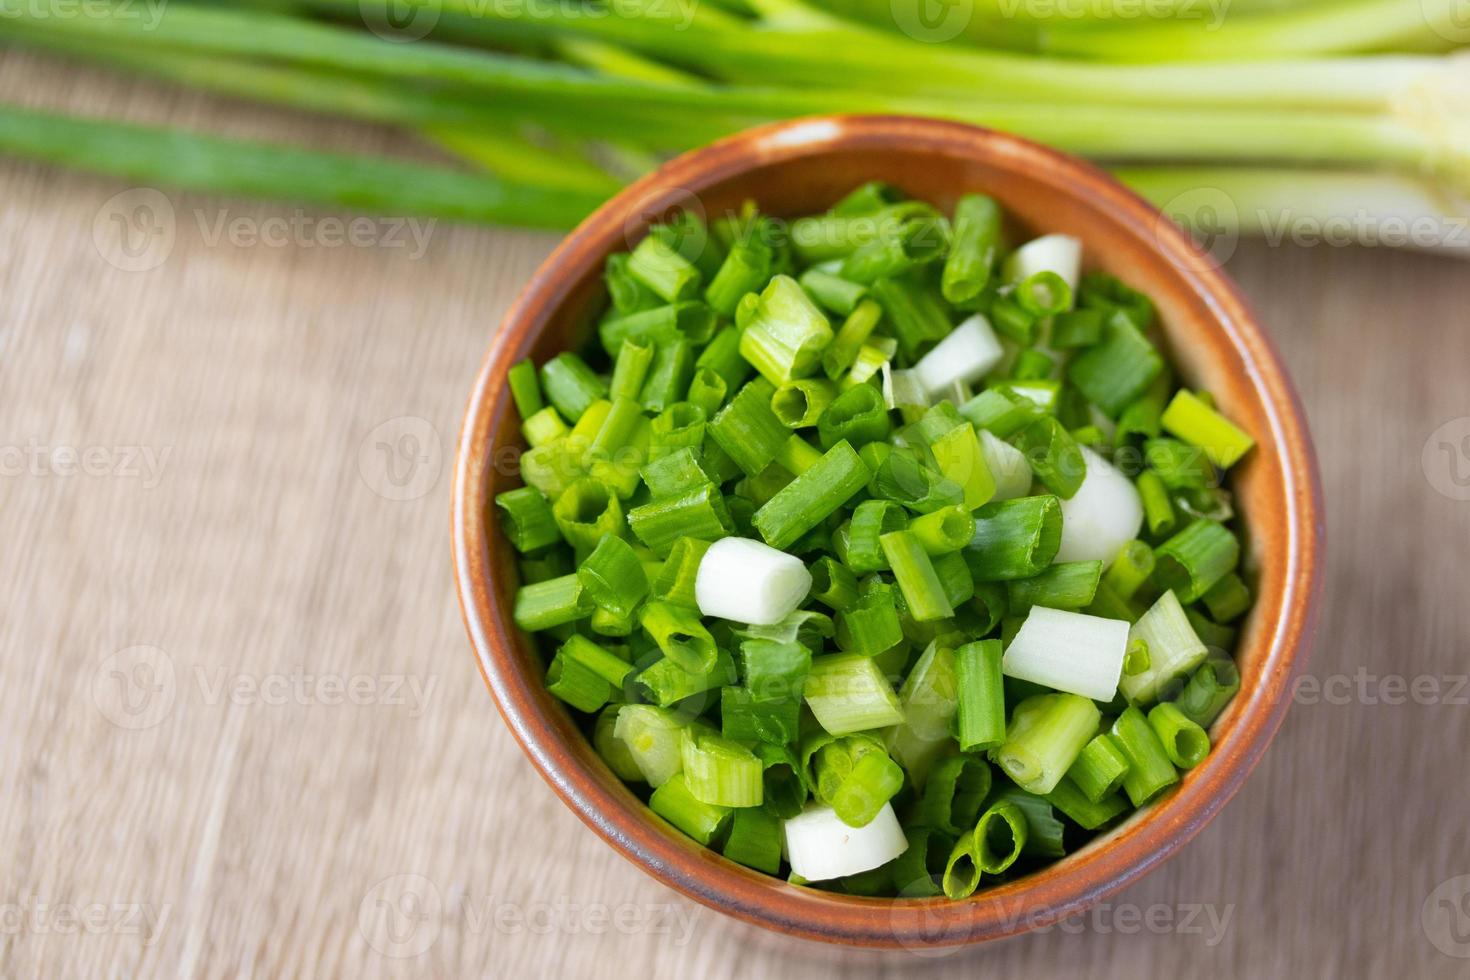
[1056,447,1143,565]
[912,314,1004,396]
[1004,233,1082,292]
[881,362,929,413]
[980,429,1033,501]
[1001,607,1129,702]
[695,537,812,625]
[783,803,907,882]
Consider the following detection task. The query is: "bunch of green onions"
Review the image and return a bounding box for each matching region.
[499,184,1254,894]
[0,0,1465,251]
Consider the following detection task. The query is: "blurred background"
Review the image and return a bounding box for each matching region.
[1,0,1468,974]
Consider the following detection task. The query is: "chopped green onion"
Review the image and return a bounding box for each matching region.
[722,688,801,746]
[709,378,790,478]
[1111,706,1179,807]
[495,486,562,553]
[594,706,644,783]
[1045,777,1129,830]
[598,302,716,358]
[507,359,543,419]
[1201,572,1252,623]
[681,726,764,807]
[723,806,783,873]
[641,447,715,500]
[990,786,1066,857]
[1102,539,1156,600]
[650,772,731,845]
[1006,561,1104,614]
[918,752,992,835]
[771,378,837,429]
[513,573,591,631]
[738,275,834,386]
[822,299,884,381]
[686,367,728,417]
[694,536,813,626]
[1011,349,1056,381]
[1017,416,1088,499]
[809,556,860,611]
[1121,590,1210,704]
[964,495,1063,581]
[953,639,1006,752]
[973,799,1030,875]
[639,340,695,413]
[1067,313,1164,418]
[888,826,953,897]
[609,339,655,402]
[1055,446,1144,563]
[1137,470,1177,537]
[1004,234,1081,294]
[754,742,809,819]
[546,651,611,712]
[521,406,569,448]
[648,402,706,462]
[652,536,710,607]
[1145,437,1218,489]
[912,315,1005,397]
[783,802,906,882]
[577,535,649,619]
[1051,309,1105,349]
[1147,702,1211,770]
[694,325,753,395]
[1001,606,1128,701]
[835,582,905,657]
[1174,658,1241,728]
[869,274,950,360]
[1160,390,1255,469]
[635,649,737,708]
[605,253,660,317]
[1066,733,1131,803]
[880,530,954,622]
[908,505,976,556]
[941,194,1001,305]
[990,692,1100,795]
[928,423,997,510]
[705,235,773,316]
[959,387,1042,439]
[638,600,718,674]
[626,483,732,556]
[558,634,634,689]
[805,653,905,736]
[539,352,607,423]
[629,232,702,303]
[812,739,905,828]
[753,440,870,550]
[1152,519,1240,603]
[800,268,868,316]
[737,638,812,704]
[1015,271,1073,317]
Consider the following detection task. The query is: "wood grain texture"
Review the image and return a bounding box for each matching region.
[2,50,1469,980]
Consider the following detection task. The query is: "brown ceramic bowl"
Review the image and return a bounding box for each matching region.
[452,115,1324,948]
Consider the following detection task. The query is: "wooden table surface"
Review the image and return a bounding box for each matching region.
[4,52,1469,980]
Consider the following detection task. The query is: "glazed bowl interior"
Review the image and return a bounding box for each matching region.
[453,115,1322,948]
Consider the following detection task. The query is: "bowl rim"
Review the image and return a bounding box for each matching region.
[452,114,1324,948]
